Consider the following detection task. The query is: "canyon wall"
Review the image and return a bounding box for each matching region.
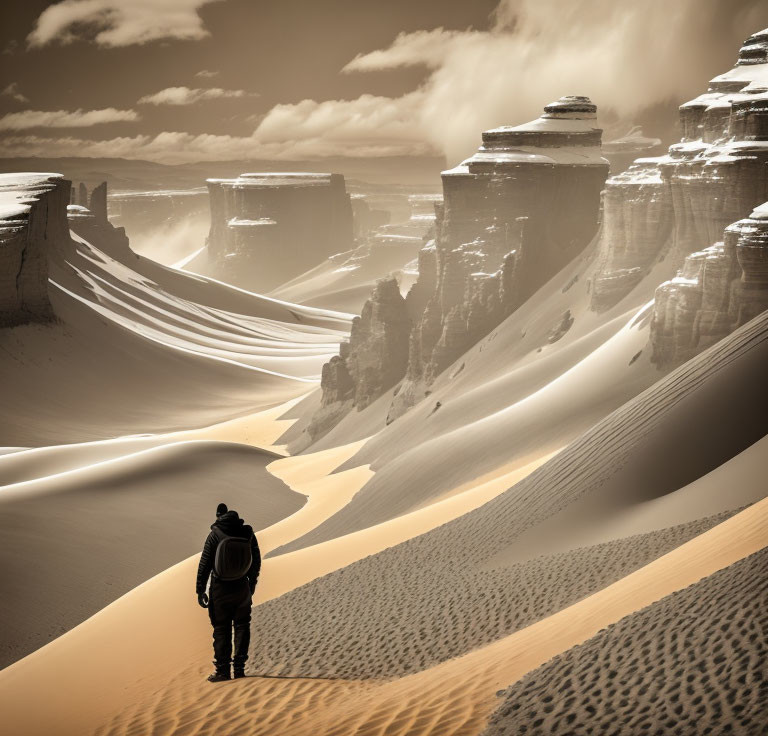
[591,28,768,312]
[205,172,354,292]
[309,276,411,440]
[0,173,69,327]
[308,97,609,441]
[650,201,768,368]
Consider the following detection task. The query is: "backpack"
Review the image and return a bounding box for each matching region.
[213,531,253,581]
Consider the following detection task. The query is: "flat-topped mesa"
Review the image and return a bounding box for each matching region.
[389,96,609,414]
[205,171,354,292]
[303,97,609,445]
[650,201,768,369]
[591,28,768,312]
[0,173,70,327]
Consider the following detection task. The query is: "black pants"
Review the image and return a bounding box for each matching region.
[208,578,252,673]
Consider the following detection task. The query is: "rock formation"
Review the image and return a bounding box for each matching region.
[307,276,411,441]
[309,97,609,440]
[350,196,390,239]
[67,181,129,253]
[204,172,354,292]
[88,182,107,222]
[591,28,768,312]
[78,182,88,208]
[650,201,768,368]
[0,173,69,327]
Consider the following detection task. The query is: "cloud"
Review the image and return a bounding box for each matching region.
[343,28,464,73]
[195,69,219,79]
[0,97,434,164]
[137,86,255,106]
[9,0,768,164]
[340,0,768,161]
[254,93,428,151]
[27,0,223,48]
[1,83,30,104]
[0,107,139,131]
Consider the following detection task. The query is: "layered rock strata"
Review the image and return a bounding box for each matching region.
[591,28,768,311]
[0,173,69,327]
[205,172,354,292]
[650,201,768,368]
[312,97,608,438]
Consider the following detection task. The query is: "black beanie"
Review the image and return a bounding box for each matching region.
[216,503,228,516]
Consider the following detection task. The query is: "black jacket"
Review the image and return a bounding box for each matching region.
[196,510,261,595]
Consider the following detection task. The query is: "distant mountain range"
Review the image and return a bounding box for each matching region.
[0,155,446,193]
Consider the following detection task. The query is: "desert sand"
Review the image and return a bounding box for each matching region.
[0,226,350,447]
[0,309,765,735]
[1,14,768,736]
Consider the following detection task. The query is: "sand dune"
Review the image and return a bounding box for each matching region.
[275,305,766,555]
[0,314,764,734]
[92,495,768,736]
[0,227,349,446]
[0,440,304,668]
[252,312,766,680]
[484,547,768,735]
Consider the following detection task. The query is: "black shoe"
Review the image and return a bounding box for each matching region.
[207,672,231,683]
[233,669,246,679]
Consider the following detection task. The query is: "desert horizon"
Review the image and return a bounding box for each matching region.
[0,2,767,735]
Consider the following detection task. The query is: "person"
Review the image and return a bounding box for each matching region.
[196,502,261,682]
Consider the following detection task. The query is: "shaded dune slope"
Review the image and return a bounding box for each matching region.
[252,312,768,679]
[484,548,768,736]
[274,295,764,554]
[0,228,350,446]
[0,442,304,668]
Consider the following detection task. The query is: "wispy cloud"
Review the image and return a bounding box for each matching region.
[195,69,219,79]
[1,83,30,104]
[337,0,768,161]
[0,107,139,131]
[137,86,256,106]
[0,98,434,163]
[27,0,223,48]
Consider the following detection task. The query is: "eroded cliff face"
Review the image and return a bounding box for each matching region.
[0,173,69,327]
[650,201,768,368]
[307,276,410,442]
[306,97,609,441]
[67,181,129,253]
[205,172,354,292]
[591,28,768,312]
[304,31,768,447]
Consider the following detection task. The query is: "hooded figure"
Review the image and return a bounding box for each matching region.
[196,503,261,682]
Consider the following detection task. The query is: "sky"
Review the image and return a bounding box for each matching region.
[1,0,767,165]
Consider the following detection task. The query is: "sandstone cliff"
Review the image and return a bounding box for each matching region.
[0,173,69,327]
[591,28,768,312]
[307,276,410,441]
[650,201,768,368]
[204,172,354,292]
[309,97,609,441]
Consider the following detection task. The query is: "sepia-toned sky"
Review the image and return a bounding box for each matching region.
[1,0,768,164]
